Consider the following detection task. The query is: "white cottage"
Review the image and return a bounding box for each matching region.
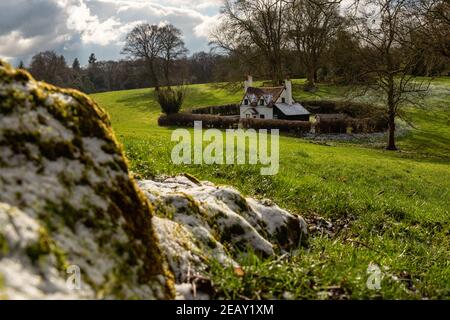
[239,76,310,121]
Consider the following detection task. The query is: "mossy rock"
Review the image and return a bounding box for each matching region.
[140,176,308,297]
[0,61,174,299]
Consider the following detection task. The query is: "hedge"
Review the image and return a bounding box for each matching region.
[158,113,239,129]
[315,117,389,134]
[159,114,387,134]
[241,118,311,134]
[300,100,385,119]
[191,104,239,116]
[314,118,348,134]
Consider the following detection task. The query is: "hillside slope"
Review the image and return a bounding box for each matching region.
[91,79,450,299]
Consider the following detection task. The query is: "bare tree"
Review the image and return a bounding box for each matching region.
[122,24,163,89]
[212,0,288,85]
[288,0,342,91]
[29,51,71,87]
[159,24,188,86]
[414,0,450,59]
[353,0,429,150]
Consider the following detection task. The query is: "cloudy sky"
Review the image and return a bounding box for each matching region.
[0,0,222,66]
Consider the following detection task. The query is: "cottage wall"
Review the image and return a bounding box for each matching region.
[240,106,274,119]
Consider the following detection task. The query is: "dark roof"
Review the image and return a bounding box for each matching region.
[275,103,310,116]
[243,86,285,106]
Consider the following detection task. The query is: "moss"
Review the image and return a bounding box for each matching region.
[0,272,7,299]
[101,142,120,155]
[25,228,52,264]
[177,193,203,217]
[37,211,59,233]
[207,210,227,227]
[275,225,289,246]
[0,272,4,289]
[52,243,69,272]
[43,200,79,231]
[206,236,218,249]
[24,227,68,271]
[228,223,246,236]
[0,233,9,256]
[182,173,201,185]
[233,194,250,213]
[154,199,175,219]
[220,223,246,245]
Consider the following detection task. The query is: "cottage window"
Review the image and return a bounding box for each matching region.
[259,99,264,106]
[282,97,285,103]
[244,99,248,105]
[260,115,265,119]
[246,114,250,118]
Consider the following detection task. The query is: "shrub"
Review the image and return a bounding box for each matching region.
[315,118,349,134]
[155,86,186,114]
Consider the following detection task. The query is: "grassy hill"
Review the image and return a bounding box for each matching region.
[91,78,450,299]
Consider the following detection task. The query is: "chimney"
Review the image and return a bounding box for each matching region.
[244,75,253,92]
[284,79,292,105]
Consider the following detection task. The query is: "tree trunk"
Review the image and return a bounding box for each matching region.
[386,112,397,150]
[270,57,283,86]
[164,59,170,87]
[148,59,159,90]
[304,67,316,92]
[271,69,282,86]
[386,76,397,150]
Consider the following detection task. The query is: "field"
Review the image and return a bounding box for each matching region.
[91,78,450,299]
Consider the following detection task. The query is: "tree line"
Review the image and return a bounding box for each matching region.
[19,1,448,94]
[19,51,227,94]
[212,0,449,88]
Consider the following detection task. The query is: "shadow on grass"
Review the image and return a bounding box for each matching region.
[115,89,160,113]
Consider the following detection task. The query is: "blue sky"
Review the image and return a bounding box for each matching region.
[0,0,223,66]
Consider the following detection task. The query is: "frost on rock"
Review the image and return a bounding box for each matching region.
[140,176,308,299]
[0,61,174,299]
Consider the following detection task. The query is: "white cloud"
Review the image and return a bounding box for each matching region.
[66,1,132,46]
[0,0,222,65]
[194,14,222,38]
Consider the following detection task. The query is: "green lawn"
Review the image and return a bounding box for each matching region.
[91,78,450,299]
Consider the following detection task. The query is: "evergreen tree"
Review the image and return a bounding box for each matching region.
[88,53,97,66]
[72,58,81,72]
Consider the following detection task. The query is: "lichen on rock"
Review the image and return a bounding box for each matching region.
[0,61,174,299]
[140,176,308,299]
